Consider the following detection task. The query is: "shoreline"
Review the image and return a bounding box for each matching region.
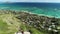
[18,10,60,19]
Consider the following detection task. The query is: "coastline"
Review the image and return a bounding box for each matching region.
[18,10,60,19]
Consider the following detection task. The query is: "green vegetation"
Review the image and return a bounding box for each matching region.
[30,27,44,34]
[20,23,27,31]
[0,20,8,34]
[27,26,44,34]
[0,13,20,34]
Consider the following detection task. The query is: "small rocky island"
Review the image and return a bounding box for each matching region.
[0,10,60,34]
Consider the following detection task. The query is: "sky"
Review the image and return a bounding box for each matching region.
[0,0,60,3]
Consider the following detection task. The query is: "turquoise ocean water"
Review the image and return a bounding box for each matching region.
[0,3,60,18]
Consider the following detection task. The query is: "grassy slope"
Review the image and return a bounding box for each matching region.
[0,14,20,34]
[0,20,8,34]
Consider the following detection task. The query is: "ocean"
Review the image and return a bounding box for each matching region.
[0,3,60,18]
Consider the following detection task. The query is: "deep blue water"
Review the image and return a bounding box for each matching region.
[0,3,60,18]
[1,3,60,8]
[0,3,60,8]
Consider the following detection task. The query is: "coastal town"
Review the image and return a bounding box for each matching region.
[15,11,60,34]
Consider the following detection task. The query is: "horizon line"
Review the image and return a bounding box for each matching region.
[0,2,60,3]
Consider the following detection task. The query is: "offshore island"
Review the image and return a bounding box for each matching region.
[0,10,60,34]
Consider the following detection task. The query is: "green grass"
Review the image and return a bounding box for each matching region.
[30,27,44,34]
[0,14,20,34]
[0,20,8,34]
